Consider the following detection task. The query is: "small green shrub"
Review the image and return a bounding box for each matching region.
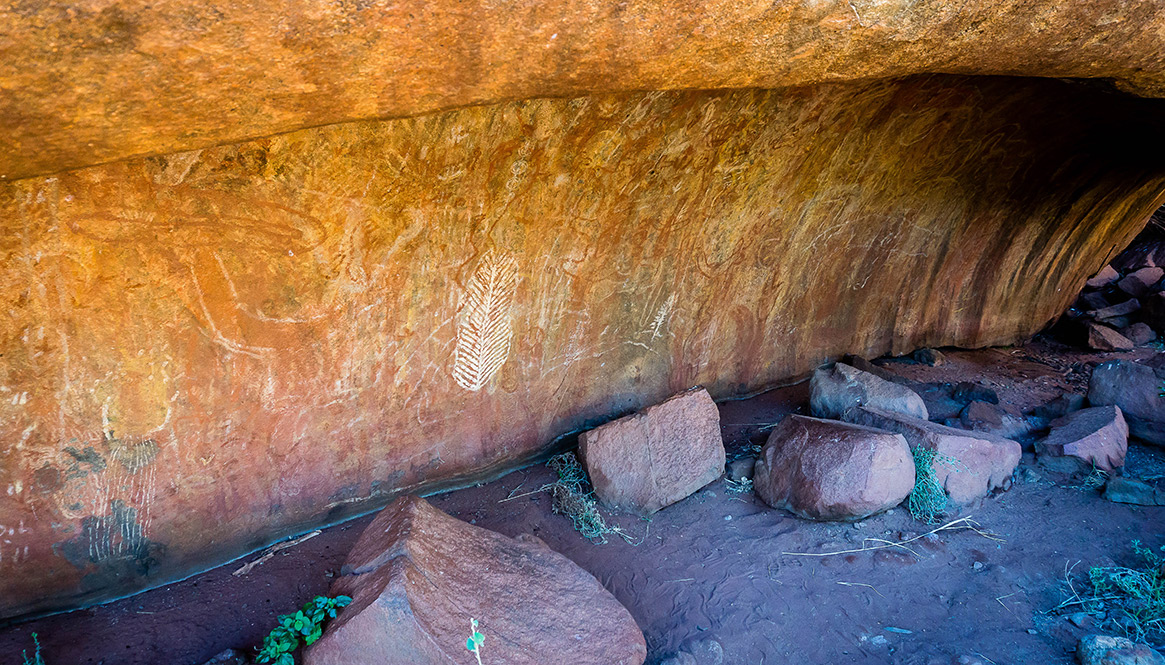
[547,452,641,544]
[907,447,962,523]
[465,618,485,665]
[256,595,351,665]
[1087,541,1165,643]
[22,632,44,665]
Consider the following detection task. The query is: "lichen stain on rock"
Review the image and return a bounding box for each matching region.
[0,75,1164,618]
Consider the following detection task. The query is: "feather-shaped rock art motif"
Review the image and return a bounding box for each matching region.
[453,250,519,391]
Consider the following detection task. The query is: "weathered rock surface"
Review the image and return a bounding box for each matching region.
[2,74,1165,618]
[1089,299,1141,321]
[6,1,1165,180]
[1089,360,1165,446]
[1086,322,1135,351]
[810,363,928,421]
[1121,322,1158,346]
[1036,406,1128,473]
[304,496,647,665]
[1117,267,1164,297]
[912,348,946,366]
[958,400,1037,441]
[1077,634,1165,665]
[1103,477,1165,506]
[1086,266,1120,288]
[580,388,724,516]
[753,415,914,521]
[845,407,1021,505]
[1034,392,1087,421]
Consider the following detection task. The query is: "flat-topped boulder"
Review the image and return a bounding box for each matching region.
[580,388,724,516]
[753,415,914,521]
[1036,406,1128,473]
[305,496,647,665]
[810,363,928,421]
[845,407,1021,505]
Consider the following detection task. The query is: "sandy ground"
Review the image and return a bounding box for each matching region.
[1,339,1163,665]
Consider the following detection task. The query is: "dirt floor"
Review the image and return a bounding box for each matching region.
[1,338,1163,665]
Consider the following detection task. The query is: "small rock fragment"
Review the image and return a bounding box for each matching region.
[1086,265,1120,288]
[201,650,248,665]
[1086,322,1135,352]
[1077,634,1165,665]
[912,348,946,366]
[1103,477,1165,506]
[1033,392,1086,421]
[1120,322,1158,346]
[959,400,1037,440]
[726,456,756,482]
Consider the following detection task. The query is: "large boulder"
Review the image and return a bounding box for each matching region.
[579,387,724,516]
[753,415,914,521]
[845,407,1021,505]
[1088,360,1165,446]
[304,496,647,665]
[810,363,928,421]
[1036,406,1128,473]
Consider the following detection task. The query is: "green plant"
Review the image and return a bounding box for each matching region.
[907,447,962,523]
[465,617,485,665]
[1054,541,1165,645]
[546,452,645,544]
[22,632,44,665]
[256,595,352,665]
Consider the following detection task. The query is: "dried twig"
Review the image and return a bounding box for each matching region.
[233,530,321,576]
[780,517,1000,558]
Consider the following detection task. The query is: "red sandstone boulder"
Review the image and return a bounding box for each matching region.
[304,496,647,665]
[1085,265,1120,288]
[1086,322,1134,351]
[846,407,1021,505]
[579,387,724,516]
[1088,360,1165,447]
[1036,406,1128,473]
[753,415,914,521]
[810,362,928,421]
[1117,266,1165,297]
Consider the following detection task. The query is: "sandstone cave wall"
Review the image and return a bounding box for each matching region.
[1,75,1165,618]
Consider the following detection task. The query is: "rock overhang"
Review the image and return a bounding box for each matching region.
[2,1,1165,623]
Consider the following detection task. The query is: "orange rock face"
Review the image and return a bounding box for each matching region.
[0,75,1164,618]
[3,1,1165,179]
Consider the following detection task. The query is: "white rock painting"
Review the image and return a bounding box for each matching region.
[453,250,519,392]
